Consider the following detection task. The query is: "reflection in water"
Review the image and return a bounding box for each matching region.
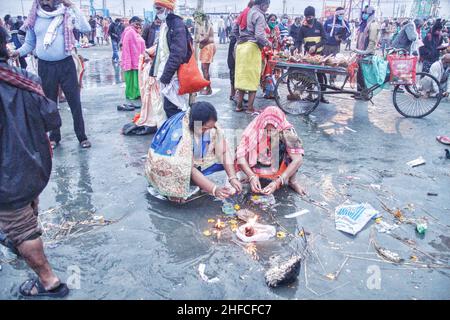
[52,151,95,218]
[83,59,124,89]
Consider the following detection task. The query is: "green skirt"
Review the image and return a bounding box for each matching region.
[124,70,140,100]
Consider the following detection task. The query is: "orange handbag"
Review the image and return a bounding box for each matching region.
[177,44,210,95]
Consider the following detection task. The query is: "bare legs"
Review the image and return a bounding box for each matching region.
[236,90,256,113]
[200,63,212,95]
[17,238,61,294]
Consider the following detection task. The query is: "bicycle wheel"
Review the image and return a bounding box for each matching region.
[275,70,321,115]
[393,72,442,118]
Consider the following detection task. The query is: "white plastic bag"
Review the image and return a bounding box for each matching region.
[335,202,379,235]
[236,222,276,242]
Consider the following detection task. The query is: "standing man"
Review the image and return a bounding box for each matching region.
[289,17,302,51]
[88,15,96,44]
[380,19,394,56]
[12,0,92,149]
[150,0,191,119]
[218,15,226,44]
[323,7,351,85]
[0,26,69,298]
[109,18,123,63]
[142,17,162,49]
[298,6,329,103]
[354,6,380,94]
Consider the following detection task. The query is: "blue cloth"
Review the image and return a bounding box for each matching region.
[151,111,185,156]
[18,7,90,61]
[150,111,224,176]
[278,23,289,40]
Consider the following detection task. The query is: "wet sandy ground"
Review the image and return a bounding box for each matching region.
[1,44,449,299]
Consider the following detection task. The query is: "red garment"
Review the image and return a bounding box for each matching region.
[237,106,294,167]
[237,7,251,30]
[0,65,45,96]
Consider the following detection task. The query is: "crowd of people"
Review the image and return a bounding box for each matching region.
[1,0,450,299]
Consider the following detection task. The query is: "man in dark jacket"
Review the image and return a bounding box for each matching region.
[0,26,69,298]
[323,7,351,84]
[298,6,329,103]
[142,17,161,49]
[151,0,192,118]
[108,18,123,62]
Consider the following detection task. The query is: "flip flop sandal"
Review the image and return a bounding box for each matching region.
[245,110,260,115]
[436,136,450,145]
[19,278,69,298]
[80,140,91,148]
[235,107,244,112]
[117,104,135,111]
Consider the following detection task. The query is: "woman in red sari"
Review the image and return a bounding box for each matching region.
[236,106,306,195]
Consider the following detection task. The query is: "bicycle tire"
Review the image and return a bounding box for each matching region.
[392,72,442,118]
[275,70,321,116]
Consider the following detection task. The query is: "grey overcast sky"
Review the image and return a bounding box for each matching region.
[1,0,449,18]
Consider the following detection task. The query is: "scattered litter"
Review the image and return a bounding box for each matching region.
[394,209,404,221]
[370,184,381,190]
[284,209,309,219]
[344,126,357,133]
[198,264,220,283]
[203,230,212,237]
[335,202,379,235]
[374,246,404,264]
[375,220,399,234]
[265,255,301,288]
[236,222,276,243]
[371,230,404,264]
[326,273,336,280]
[276,231,286,239]
[406,156,426,168]
[416,219,428,235]
[410,255,418,262]
[427,193,438,196]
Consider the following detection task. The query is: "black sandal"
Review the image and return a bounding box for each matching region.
[117,104,135,111]
[19,278,69,298]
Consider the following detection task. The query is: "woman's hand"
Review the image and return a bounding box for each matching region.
[229,178,243,194]
[215,186,234,200]
[262,179,281,195]
[250,176,262,193]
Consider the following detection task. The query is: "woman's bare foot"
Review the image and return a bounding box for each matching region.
[288,180,306,196]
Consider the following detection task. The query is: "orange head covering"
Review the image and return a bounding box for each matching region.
[154,0,176,10]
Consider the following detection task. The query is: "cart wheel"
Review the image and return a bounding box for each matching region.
[393,72,442,118]
[275,70,321,116]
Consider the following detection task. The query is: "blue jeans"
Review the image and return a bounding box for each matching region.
[112,40,119,61]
